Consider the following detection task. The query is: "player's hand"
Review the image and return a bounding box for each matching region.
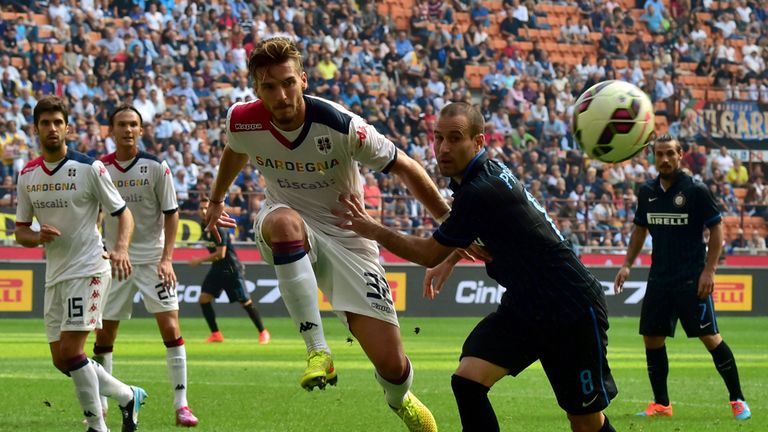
[457,243,493,263]
[204,201,236,242]
[697,269,715,299]
[157,259,176,289]
[423,259,456,299]
[109,249,132,281]
[38,224,61,244]
[188,257,201,267]
[334,194,381,239]
[614,265,630,294]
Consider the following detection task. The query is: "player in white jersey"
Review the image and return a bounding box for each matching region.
[15,97,147,432]
[95,106,198,427]
[204,38,448,431]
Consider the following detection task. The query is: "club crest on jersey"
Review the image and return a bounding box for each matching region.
[315,135,332,154]
[140,165,148,174]
[673,193,686,207]
[67,168,76,177]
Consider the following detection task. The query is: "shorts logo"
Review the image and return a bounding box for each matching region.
[234,123,263,131]
[89,277,101,287]
[673,193,686,207]
[315,135,332,154]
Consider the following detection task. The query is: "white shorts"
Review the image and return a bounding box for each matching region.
[45,271,111,343]
[255,203,399,328]
[102,263,179,320]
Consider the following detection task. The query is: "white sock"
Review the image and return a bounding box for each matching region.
[70,361,108,431]
[275,255,329,353]
[166,344,188,409]
[93,352,112,413]
[90,359,133,406]
[375,358,413,409]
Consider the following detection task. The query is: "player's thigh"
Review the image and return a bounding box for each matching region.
[675,279,719,337]
[255,203,318,264]
[316,235,399,328]
[460,309,538,377]
[539,306,618,415]
[56,272,111,337]
[134,263,179,314]
[222,271,251,303]
[44,285,64,343]
[639,281,677,337]
[102,269,139,320]
[201,270,226,299]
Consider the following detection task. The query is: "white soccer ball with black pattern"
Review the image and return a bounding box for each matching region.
[571,80,655,163]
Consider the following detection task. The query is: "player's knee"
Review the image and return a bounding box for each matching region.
[240,299,253,307]
[264,210,305,243]
[52,358,69,375]
[451,374,489,398]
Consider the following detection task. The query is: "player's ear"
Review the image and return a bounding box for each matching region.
[474,132,485,150]
[301,71,308,91]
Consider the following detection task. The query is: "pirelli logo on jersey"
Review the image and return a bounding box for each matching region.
[713,275,752,311]
[0,270,33,312]
[647,212,689,225]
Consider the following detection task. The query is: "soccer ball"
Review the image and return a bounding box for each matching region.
[571,80,655,163]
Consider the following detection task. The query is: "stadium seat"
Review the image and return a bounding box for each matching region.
[733,187,748,201]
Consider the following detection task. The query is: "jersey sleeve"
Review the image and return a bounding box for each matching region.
[432,190,478,248]
[90,160,126,216]
[347,116,397,173]
[225,103,247,154]
[215,227,229,247]
[633,185,648,227]
[14,176,33,225]
[695,182,722,227]
[155,160,179,213]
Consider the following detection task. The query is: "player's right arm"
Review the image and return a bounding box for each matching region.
[614,224,648,294]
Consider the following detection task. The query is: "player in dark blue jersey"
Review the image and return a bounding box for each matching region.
[614,136,751,420]
[338,102,617,432]
[191,197,270,344]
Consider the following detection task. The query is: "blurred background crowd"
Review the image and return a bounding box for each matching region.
[0,0,766,255]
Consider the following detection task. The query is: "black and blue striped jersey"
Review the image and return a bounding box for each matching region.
[634,170,721,283]
[433,150,605,326]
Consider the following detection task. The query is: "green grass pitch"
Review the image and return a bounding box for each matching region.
[0,316,765,431]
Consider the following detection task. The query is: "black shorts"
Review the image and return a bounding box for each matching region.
[640,278,719,337]
[201,270,249,303]
[461,306,618,415]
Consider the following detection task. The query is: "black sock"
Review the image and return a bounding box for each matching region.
[709,341,745,401]
[646,345,670,406]
[599,415,615,432]
[451,374,499,432]
[200,302,218,333]
[242,301,265,332]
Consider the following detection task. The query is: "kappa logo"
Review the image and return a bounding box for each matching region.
[175,384,186,391]
[234,123,263,131]
[356,125,368,143]
[89,277,101,287]
[299,321,318,332]
[315,135,332,154]
[98,165,106,176]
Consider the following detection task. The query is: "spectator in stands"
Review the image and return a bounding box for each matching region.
[749,230,767,251]
[627,31,651,60]
[726,158,750,186]
[712,145,735,174]
[599,27,625,59]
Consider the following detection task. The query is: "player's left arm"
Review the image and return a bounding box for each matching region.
[157,160,179,287]
[337,194,455,267]
[388,149,451,221]
[91,160,134,280]
[698,182,724,299]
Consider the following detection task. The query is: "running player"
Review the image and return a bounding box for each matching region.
[338,102,617,432]
[96,106,198,427]
[614,135,751,420]
[15,96,147,432]
[203,37,445,430]
[192,196,270,344]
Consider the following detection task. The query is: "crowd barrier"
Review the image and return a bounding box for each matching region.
[1,262,764,318]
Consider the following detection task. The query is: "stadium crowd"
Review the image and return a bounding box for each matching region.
[0,0,767,254]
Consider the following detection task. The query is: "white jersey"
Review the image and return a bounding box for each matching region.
[16,150,126,287]
[227,95,396,238]
[102,151,178,264]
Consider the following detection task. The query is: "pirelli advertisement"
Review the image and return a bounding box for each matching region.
[1,262,765,318]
